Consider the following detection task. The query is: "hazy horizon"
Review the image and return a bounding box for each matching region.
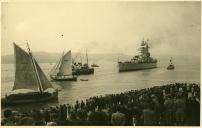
[1,50,201,57]
[1,2,201,56]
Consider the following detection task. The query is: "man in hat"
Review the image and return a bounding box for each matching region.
[1,109,15,126]
[175,93,186,125]
[111,105,126,126]
[164,94,174,125]
[141,103,156,125]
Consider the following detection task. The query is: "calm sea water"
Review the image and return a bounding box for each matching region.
[1,56,200,113]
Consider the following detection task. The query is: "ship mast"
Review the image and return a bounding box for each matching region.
[48,51,64,76]
[58,51,65,74]
[170,57,173,64]
[86,49,88,66]
[80,52,83,64]
[26,42,43,93]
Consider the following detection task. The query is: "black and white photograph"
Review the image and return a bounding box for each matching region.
[1,1,201,126]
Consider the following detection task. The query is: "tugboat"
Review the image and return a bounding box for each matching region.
[118,39,158,72]
[49,51,77,81]
[1,42,58,106]
[167,57,175,70]
[72,50,94,75]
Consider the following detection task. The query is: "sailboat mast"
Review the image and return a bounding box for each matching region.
[57,52,64,70]
[58,51,65,74]
[48,52,63,76]
[80,53,83,64]
[26,42,43,93]
[86,49,88,66]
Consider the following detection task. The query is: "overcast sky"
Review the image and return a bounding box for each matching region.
[1,2,201,56]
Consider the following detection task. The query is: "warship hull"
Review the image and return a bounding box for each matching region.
[118,62,157,72]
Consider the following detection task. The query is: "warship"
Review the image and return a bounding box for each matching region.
[118,39,157,72]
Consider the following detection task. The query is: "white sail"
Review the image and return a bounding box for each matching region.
[59,50,72,75]
[34,59,53,91]
[13,43,54,92]
[13,43,39,91]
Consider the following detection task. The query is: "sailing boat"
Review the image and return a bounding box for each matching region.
[167,57,175,70]
[2,43,58,106]
[50,50,77,81]
[72,50,94,75]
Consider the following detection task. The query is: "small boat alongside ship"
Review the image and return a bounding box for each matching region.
[118,39,158,72]
[91,64,99,67]
[167,57,175,70]
[49,51,77,81]
[80,78,89,81]
[1,43,58,106]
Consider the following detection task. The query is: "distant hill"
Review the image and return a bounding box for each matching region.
[1,52,61,64]
[1,52,128,64]
[1,52,199,64]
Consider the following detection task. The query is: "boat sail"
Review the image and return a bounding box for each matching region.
[49,52,64,76]
[13,43,40,91]
[50,50,77,81]
[59,51,72,76]
[2,43,58,106]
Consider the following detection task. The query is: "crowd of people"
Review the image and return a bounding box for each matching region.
[1,82,200,126]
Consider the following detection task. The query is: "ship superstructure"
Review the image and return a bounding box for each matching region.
[118,39,157,72]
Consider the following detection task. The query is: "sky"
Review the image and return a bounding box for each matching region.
[1,2,201,56]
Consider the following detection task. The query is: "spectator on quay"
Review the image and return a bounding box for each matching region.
[48,113,58,125]
[74,100,80,111]
[46,122,57,126]
[68,109,80,125]
[1,109,15,126]
[87,107,96,125]
[32,110,45,125]
[122,104,133,126]
[74,109,89,125]
[59,104,67,120]
[18,116,35,125]
[175,93,186,126]
[164,94,174,125]
[80,100,85,110]
[1,83,200,126]
[131,104,142,125]
[151,95,161,124]
[96,106,110,125]
[88,106,109,125]
[111,105,126,126]
[12,112,22,125]
[43,109,51,123]
[141,103,156,126]
[186,96,200,126]
[162,89,167,100]
[169,87,175,97]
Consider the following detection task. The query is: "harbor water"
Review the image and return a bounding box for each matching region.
[1,55,200,113]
